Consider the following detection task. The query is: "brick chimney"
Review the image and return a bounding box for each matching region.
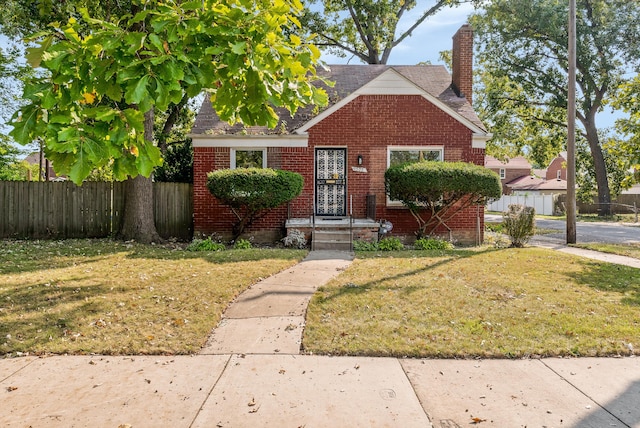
[452,24,473,104]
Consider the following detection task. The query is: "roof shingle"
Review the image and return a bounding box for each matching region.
[191,64,485,135]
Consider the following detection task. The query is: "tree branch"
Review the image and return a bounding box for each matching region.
[393,0,452,48]
[345,0,378,63]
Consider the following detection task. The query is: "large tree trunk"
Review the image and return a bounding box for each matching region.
[117,110,162,243]
[584,121,611,216]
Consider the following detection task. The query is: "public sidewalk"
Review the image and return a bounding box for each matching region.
[1,250,639,428]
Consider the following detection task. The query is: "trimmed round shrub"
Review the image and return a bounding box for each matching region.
[207,168,304,239]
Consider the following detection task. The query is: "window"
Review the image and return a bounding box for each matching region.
[387,146,443,168]
[499,168,506,179]
[386,146,443,206]
[231,149,266,169]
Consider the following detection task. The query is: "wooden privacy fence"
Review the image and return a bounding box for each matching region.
[0,181,193,240]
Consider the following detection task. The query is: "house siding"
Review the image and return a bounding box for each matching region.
[193,94,486,244]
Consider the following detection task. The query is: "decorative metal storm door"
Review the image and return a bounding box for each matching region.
[315,148,347,216]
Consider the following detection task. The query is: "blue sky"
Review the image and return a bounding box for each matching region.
[319,2,475,65]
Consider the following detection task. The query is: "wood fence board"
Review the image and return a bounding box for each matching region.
[0,181,192,240]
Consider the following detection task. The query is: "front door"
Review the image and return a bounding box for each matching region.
[315,148,347,216]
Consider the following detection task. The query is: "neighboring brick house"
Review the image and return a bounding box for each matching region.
[190,24,490,246]
[546,153,567,181]
[486,154,568,196]
[484,155,532,195]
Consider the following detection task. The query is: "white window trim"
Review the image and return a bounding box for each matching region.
[500,168,506,179]
[386,145,444,206]
[230,148,267,169]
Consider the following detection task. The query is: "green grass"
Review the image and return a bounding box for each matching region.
[573,243,640,260]
[0,239,306,356]
[303,248,640,358]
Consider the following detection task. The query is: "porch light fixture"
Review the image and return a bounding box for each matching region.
[357,154,363,165]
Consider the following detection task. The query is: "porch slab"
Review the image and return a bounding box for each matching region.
[286,217,379,228]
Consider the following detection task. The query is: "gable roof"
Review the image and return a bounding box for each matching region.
[485,155,532,170]
[191,64,486,137]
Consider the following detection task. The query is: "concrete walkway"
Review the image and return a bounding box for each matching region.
[2,249,640,427]
[200,250,354,355]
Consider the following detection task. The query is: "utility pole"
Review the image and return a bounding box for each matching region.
[566,0,577,244]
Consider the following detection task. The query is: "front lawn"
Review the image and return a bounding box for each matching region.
[303,248,640,358]
[573,243,640,260]
[0,240,305,356]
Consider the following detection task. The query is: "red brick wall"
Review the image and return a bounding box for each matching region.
[193,94,486,243]
[546,157,567,180]
[488,167,532,195]
[452,24,473,104]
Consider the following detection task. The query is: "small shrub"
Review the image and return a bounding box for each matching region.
[377,237,404,251]
[353,240,379,251]
[233,238,252,249]
[187,237,226,252]
[282,229,308,249]
[414,237,454,250]
[503,204,536,247]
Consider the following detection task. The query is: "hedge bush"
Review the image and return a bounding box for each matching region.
[385,161,502,238]
[207,168,303,239]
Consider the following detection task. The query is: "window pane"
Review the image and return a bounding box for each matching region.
[236,150,264,168]
[389,149,441,167]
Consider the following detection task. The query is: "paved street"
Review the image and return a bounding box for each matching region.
[487,214,640,244]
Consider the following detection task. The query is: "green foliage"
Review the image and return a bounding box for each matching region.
[377,237,404,251]
[154,140,193,183]
[302,0,464,64]
[503,204,536,248]
[352,240,379,251]
[353,237,404,251]
[207,168,304,239]
[10,0,328,185]
[613,75,640,171]
[187,237,225,252]
[233,238,252,250]
[414,237,454,251]
[472,0,640,212]
[385,161,502,238]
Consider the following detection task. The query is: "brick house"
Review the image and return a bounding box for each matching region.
[486,154,568,196]
[484,155,533,195]
[190,25,490,247]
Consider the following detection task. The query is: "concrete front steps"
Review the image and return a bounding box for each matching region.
[285,217,380,251]
[312,229,352,251]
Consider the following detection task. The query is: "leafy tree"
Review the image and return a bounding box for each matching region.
[207,168,304,240]
[154,139,193,183]
[613,76,640,168]
[385,161,502,238]
[471,0,640,215]
[303,0,467,64]
[10,0,327,243]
